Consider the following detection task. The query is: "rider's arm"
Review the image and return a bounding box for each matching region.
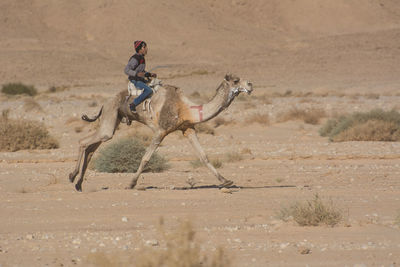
[124,57,140,77]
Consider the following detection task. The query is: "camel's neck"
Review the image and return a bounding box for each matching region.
[188,81,235,123]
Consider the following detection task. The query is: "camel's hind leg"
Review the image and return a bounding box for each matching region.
[128,132,166,189]
[69,133,97,183]
[69,103,120,191]
[183,128,233,187]
[74,141,101,191]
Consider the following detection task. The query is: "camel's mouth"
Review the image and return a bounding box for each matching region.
[240,81,253,95]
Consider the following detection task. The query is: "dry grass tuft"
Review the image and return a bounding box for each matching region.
[190,158,222,169]
[244,113,270,125]
[320,109,400,141]
[395,210,400,227]
[23,98,43,112]
[48,85,69,93]
[195,123,215,135]
[87,219,231,267]
[212,117,235,128]
[277,194,343,227]
[277,107,326,125]
[0,112,59,152]
[224,151,243,162]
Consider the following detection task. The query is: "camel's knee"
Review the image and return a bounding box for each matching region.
[101,134,113,142]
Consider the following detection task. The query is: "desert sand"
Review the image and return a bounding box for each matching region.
[1,0,400,266]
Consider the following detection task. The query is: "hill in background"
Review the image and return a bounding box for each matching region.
[1,0,400,92]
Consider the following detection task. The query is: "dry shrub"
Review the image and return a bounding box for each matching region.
[277,194,342,227]
[245,113,270,125]
[195,123,215,135]
[224,152,243,162]
[278,107,326,125]
[365,93,380,99]
[395,210,400,227]
[320,109,400,141]
[93,138,168,173]
[48,85,69,93]
[0,114,59,151]
[1,82,37,96]
[87,219,230,267]
[212,117,234,128]
[333,120,400,142]
[258,94,272,105]
[240,148,252,155]
[23,98,43,112]
[190,158,222,169]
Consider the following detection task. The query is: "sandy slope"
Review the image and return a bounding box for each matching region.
[1,1,400,266]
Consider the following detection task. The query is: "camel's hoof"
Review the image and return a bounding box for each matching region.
[75,184,82,192]
[69,173,75,183]
[219,180,234,188]
[125,184,136,190]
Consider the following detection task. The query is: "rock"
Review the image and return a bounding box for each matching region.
[299,248,311,254]
[220,188,233,194]
[145,239,159,246]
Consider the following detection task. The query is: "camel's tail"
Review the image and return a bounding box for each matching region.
[82,106,103,122]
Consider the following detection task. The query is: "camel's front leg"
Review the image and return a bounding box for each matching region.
[128,133,165,189]
[183,128,233,187]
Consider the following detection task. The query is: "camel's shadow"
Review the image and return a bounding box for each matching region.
[141,184,298,191]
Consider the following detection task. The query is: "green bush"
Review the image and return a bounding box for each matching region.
[0,115,59,151]
[93,138,169,173]
[320,109,400,141]
[1,83,37,96]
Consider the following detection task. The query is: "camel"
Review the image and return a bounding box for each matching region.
[68,74,253,191]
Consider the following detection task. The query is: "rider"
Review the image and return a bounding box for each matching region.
[124,40,157,113]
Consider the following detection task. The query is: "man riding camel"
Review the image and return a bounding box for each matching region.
[124,40,157,113]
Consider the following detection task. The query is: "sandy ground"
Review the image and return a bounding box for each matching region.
[1,1,400,266]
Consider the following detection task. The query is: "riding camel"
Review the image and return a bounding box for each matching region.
[68,74,253,191]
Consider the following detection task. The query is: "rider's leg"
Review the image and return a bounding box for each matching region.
[130,81,153,112]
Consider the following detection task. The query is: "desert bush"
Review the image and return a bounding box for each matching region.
[1,83,37,96]
[278,107,326,125]
[277,194,342,227]
[224,151,243,162]
[48,85,69,93]
[0,114,59,151]
[395,210,400,227]
[319,109,400,141]
[23,98,43,112]
[87,219,230,267]
[93,138,168,173]
[190,158,222,169]
[212,117,234,128]
[245,113,270,125]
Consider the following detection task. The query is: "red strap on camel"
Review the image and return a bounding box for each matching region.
[190,105,203,121]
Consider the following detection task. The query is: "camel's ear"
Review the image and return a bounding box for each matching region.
[224,73,232,81]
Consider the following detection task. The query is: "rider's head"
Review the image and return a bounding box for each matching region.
[134,40,147,55]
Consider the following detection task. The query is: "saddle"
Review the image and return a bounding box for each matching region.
[127,78,162,96]
[123,78,162,125]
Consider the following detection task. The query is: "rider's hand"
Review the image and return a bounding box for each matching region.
[137,72,146,78]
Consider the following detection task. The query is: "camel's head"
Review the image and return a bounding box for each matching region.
[224,74,253,97]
